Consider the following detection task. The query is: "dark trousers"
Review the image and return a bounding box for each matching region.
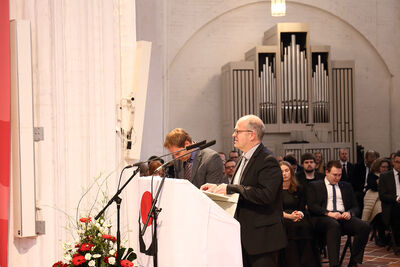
[312,216,370,266]
[391,203,400,244]
[242,247,279,267]
[281,239,321,267]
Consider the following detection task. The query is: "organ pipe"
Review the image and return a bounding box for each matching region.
[280,34,308,123]
[312,54,329,123]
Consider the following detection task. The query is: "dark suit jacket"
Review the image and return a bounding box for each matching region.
[173,148,226,188]
[227,143,287,255]
[341,162,355,184]
[351,163,368,193]
[378,170,399,226]
[366,172,379,192]
[307,180,359,217]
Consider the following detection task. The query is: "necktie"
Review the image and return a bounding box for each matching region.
[184,160,192,180]
[331,184,337,212]
[342,164,347,178]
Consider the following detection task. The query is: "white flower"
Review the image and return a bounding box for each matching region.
[92,254,101,258]
[109,249,116,255]
[85,253,92,260]
[96,222,101,228]
[99,226,105,233]
[108,257,116,265]
[97,233,102,237]
[64,254,72,261]
[88,259,96,266]
[100,219,104,224]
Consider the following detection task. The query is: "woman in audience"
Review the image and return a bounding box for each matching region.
[362,157,391,246]
[314,151,325,174]
[280,161,321,267]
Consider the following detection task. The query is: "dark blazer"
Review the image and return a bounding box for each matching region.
[307,180,359,217]
[173,148,226,188]
[379,170,399,226]
[366,172,379,192]
[341,162,355,184]
[351,163,368,193]
[227,143,287,255]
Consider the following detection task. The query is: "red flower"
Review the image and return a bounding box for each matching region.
[80,243,94,251]
[52,261,67,267]
[121,259,134,267]
[72,255,86,265]
[102,234,117,242]
[103,256,109,263]
[79,217,92,223]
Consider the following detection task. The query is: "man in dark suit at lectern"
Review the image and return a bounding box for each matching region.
[163,128,227,188]
[307,160,370,267]
[201,115,287,267]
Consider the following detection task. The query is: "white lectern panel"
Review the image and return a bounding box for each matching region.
[130,177,243,267]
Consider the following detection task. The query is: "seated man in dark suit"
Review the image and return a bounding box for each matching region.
[163,128,227,188]
[379,150,400,250]
[307,160,370,267]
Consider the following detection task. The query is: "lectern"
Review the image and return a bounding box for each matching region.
[130,177,243,267]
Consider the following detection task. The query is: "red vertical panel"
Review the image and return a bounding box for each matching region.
[0,0,10,266]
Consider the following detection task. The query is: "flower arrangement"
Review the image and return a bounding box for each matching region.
[53,216,136,267]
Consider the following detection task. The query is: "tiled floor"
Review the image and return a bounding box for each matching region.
[321,236,400,266]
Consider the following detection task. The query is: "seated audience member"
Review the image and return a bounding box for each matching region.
[390,152,396,169]
[280,161,321,267]
[339,148,354,183]
[307,160,370,267]
[362,158,391,246]
[352,150,378,214]
[379,151,400,249]
[229,150,239,163]
[283,153,302,174]
[218,152,227,164]
[296,152,325,190]
[224,159,236,184]
[148,160,163,176]
[139,163,149,177]
[314,151,325,174]
[163,128,227,188]
[276,155,284,162]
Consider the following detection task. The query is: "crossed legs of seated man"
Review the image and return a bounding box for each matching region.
[313,215,370,267]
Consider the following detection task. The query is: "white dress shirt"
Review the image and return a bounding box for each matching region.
[232,143,260,185]
[325,178,345,212]
[394,169,400,201]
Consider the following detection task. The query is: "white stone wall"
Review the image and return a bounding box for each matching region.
[138,0,400,157]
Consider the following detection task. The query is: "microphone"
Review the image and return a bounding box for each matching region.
[198,140,216,150]
[153,140,216,175]
[185,140,206,150]
[127,140,207,168]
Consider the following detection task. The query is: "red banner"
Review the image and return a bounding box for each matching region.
[0,0,10,266]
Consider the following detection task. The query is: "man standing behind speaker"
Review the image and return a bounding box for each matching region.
[163,128,227,188]
[201,115,286,267]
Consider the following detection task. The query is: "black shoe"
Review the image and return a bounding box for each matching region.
[375,237,387,247]
[347,261,358,267]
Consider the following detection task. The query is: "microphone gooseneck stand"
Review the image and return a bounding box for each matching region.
[95,167,141,267]
[140,140,216,267]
